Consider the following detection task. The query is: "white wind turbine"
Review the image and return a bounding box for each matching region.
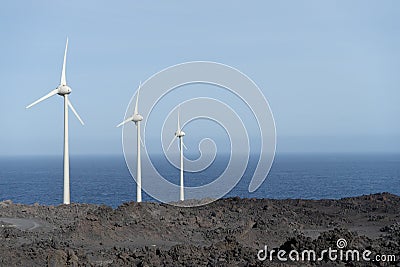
[167,109,187,201]
[26,38,84,205]
[117,83,144,202]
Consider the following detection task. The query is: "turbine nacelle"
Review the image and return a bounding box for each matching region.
[175,130,185,138]
[132,113,143,122]
[57,85,72,95]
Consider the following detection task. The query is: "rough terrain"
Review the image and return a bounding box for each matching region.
[0,193,399,266]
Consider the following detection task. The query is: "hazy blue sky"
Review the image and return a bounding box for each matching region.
[0,1,399,155]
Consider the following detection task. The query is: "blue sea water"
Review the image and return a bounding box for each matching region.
[0,154,399,208]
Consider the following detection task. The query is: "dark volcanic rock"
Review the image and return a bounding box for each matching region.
[0,193,399,266]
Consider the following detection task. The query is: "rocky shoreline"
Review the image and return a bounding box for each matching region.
[1,193,399,266]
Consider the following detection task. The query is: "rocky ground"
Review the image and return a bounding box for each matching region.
[0,193,399,266]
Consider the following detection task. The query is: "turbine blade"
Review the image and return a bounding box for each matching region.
[116,117,133,127]
[177,108,181,131]
[134,122,145,147]
[26,89,58,109]
[67,99,84,125]
[134,81,141,115]
[167,136,177,151]
[182,140,188,150]
[60,37,68,86]
[137,130,145,147]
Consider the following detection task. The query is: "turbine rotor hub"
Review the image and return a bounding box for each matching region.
[132,114,143,122]
[57,85,72,95]
[176,130,185,137]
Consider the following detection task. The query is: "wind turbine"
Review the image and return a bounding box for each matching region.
[167,109,187,201]
[26,38,84,205]
[117,83,144,202]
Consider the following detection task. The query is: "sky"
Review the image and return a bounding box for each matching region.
[0,0,399,156]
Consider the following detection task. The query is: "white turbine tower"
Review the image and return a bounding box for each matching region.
[26,38,84,205]
[167,109,187,201]
[117,83,143,202]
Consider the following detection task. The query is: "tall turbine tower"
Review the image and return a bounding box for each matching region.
[167,109,187,201]
[26,38,84,205]
[117,83,143,202]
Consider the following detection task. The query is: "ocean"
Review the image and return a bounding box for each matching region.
[0,154,399,208]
